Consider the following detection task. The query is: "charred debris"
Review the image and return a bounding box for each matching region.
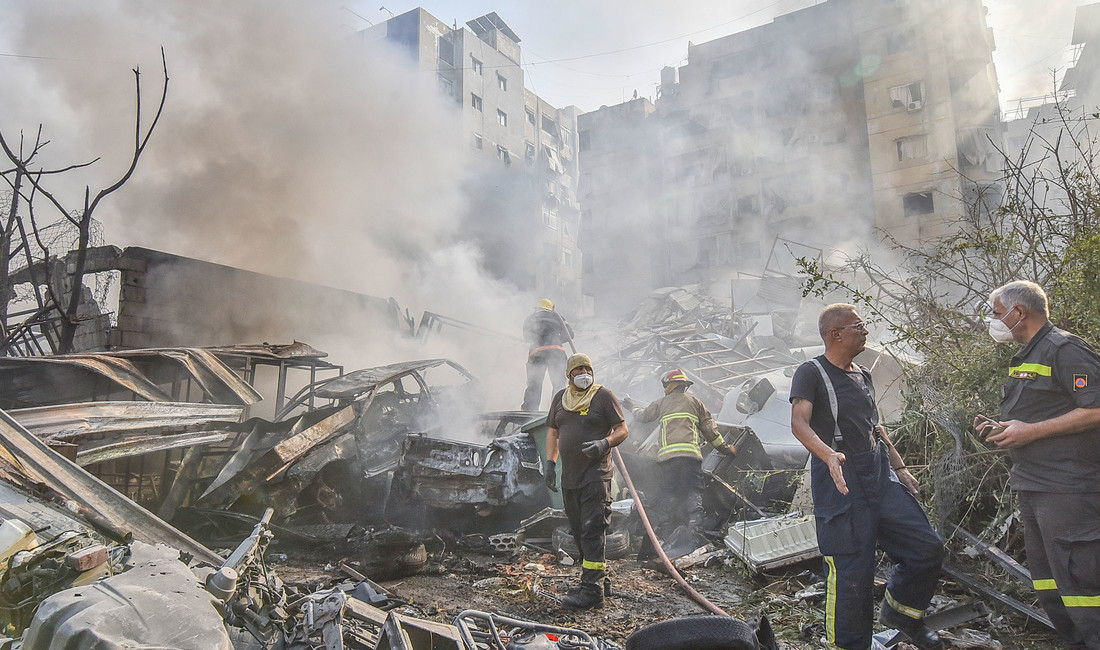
[0,286,1042,648]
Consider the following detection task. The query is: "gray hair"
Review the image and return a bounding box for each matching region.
[990,281,1048,318]
[818,303,858,341]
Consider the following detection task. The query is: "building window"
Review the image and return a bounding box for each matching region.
[887,29,915,55]
[526,108,536,125]
[497,145,510,164]
[497,73,507,91]
[896,134,929,161]
[473,133,483,149]
[471,56,483,74]
[543,208,559,230]
[471,94,483,111]
[889,81,924,111]
[903,191,934,216]
[579,130,591,152]
[525,141,536,163]
[541,116,557,135]
[438,76,454,98]
[497,109,508,127]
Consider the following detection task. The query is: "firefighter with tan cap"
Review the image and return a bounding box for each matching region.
[521,298,574,411]
[628,368,736,547]
[544,353,628,609]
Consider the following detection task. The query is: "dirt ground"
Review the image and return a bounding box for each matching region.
[275,542,1062,649]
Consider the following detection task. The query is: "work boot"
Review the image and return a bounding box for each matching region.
[878,602,943,650]
[561,583,604,609]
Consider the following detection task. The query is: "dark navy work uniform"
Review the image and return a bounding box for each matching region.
[791,356,944,650]
[1001,322,1100,650]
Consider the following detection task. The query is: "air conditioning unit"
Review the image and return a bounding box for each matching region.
[907,100,923,111]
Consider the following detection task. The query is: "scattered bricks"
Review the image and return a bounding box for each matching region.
[66,545,108,572]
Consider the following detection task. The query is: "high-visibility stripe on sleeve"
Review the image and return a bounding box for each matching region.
[1063,594,1100,607]
[1033,579,1058,591]
[1009,363,1052,377]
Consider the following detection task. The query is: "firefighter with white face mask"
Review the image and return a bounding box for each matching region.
[976,281,1100,650]
[544,353,629,609]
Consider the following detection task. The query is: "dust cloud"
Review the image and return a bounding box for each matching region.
[0,0,542,411]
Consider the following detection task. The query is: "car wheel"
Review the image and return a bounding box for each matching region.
[625,616,758,650]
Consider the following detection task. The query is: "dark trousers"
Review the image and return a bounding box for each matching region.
[811,445,944,650]
[1019,490,1100,650]
[563,479,612,586]
[521,348,567,411]
[655,456,705,533]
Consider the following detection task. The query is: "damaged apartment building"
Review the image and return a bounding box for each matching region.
[578,0,1003,317]
[358,10,586,315]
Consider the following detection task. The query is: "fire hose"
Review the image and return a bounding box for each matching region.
[611,447,729,617]
[556,321,726,616]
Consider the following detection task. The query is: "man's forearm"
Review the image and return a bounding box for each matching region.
[1030,407,1100,439]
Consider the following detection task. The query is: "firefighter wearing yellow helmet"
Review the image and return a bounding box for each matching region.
[627,368,736,554]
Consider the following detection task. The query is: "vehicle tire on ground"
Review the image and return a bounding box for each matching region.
[551,525,630,560]
[625,615,758,650]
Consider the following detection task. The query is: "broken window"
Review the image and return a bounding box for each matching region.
[889,81,924,111]
[497,73,507,91]
[562,248,572,269]
[497,145,510,164]
[887,29,915,55]
[896,134,929,161]
[541,115,557,136]
[439,39,455,65]
[579,130,591,152]
[543,208,559,230]
[438,76,454,98]
[471,93,483,111]
[903,191,935,216]
[497,109,508,127]
[473,133,483,149]
[737,194,761,215]
[526,108,536,125]
[525,141,535,163]
[471,55,483,74]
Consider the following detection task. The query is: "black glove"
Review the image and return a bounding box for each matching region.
[580,438,611,459]
[720,444,738,458]
[544,460,558,492]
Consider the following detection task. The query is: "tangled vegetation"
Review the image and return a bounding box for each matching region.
[798,103,1100,555]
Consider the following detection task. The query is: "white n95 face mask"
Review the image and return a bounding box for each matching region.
[572,373,593,389]
[987,315,1017,342]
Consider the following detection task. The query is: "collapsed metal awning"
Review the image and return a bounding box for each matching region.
[313,359,472,400]
[10,401,245,441]
[0,408,222,565]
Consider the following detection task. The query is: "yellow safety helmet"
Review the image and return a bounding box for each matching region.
[538,298,554,311]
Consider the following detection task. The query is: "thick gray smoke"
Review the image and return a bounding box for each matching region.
[1,1,536,410]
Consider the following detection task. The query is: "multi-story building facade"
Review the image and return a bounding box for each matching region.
[579,0,1002,317]
[361,10,583,311]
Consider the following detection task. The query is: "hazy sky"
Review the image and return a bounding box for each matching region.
[339,0,1092,113]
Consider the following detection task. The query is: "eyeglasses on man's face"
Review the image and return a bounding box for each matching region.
[836,321,868,332]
